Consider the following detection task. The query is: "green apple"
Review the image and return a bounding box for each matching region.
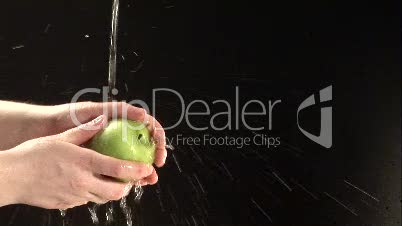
[88,119,156,166]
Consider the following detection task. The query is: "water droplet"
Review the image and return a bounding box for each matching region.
[59,209,66,217]
[12,45,24,50]
[112,88,119,95]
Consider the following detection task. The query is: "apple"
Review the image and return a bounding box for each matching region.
[88,119,156,166]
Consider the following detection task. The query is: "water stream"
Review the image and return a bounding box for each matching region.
[61,0,142,225]
[107,0,119,101]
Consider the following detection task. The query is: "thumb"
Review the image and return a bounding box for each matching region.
[50,115,107,145]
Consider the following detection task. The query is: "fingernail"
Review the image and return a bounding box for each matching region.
[91,115,105,126]
[79,115,105,130]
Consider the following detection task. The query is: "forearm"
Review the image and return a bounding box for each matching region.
[0,101,51,150]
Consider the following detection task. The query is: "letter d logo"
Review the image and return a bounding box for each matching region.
[297,86,332,148]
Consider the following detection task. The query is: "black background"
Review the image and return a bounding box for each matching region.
[0,0,400,225]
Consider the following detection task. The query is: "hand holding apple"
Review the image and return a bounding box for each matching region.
[0,115,154,209]
[88,119,156,181]
[48,101,167,168]
[0,101,167,168]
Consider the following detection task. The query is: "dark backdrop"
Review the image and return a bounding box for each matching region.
[0,0,400,225]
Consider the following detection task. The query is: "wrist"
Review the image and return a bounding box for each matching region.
[24,105,55,138]
[0,102,54,150]
[0,150,21,206]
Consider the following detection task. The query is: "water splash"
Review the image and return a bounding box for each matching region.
[105,202,114,224]
[133,183,144,202]
[120,196,133,226]
[166,144,175,151]
[87,203,100,224]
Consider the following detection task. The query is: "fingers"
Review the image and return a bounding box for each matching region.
[48,115,107,145]
[140,168,158,186]
[86,149,153,181]
[87,176,133,202]
[87,192,109,204]
[68,102,168,166]
[70,102,146,124]
[145,116,167,167]
[125,103,167,166]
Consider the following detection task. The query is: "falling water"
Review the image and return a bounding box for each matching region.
[80,0,172,224]
[90,0,145,225]
[118,182,144,226]
[59,208,66,225]
[59,209,68,226]
[59,209,66,217]
[88,0,137,226]
[133,184,144,202]
[119,196,132,226]
[88,203,100,224]
[108,0,119,101]
[105,202,114,224]
[85,0,123,223]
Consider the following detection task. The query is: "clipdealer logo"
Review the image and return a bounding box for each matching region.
[69,85,332,149]
[167,133,281,149]
[297,86,332,148]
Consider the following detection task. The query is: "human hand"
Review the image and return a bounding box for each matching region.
[46,101,167,168]
[0,115,155,209]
